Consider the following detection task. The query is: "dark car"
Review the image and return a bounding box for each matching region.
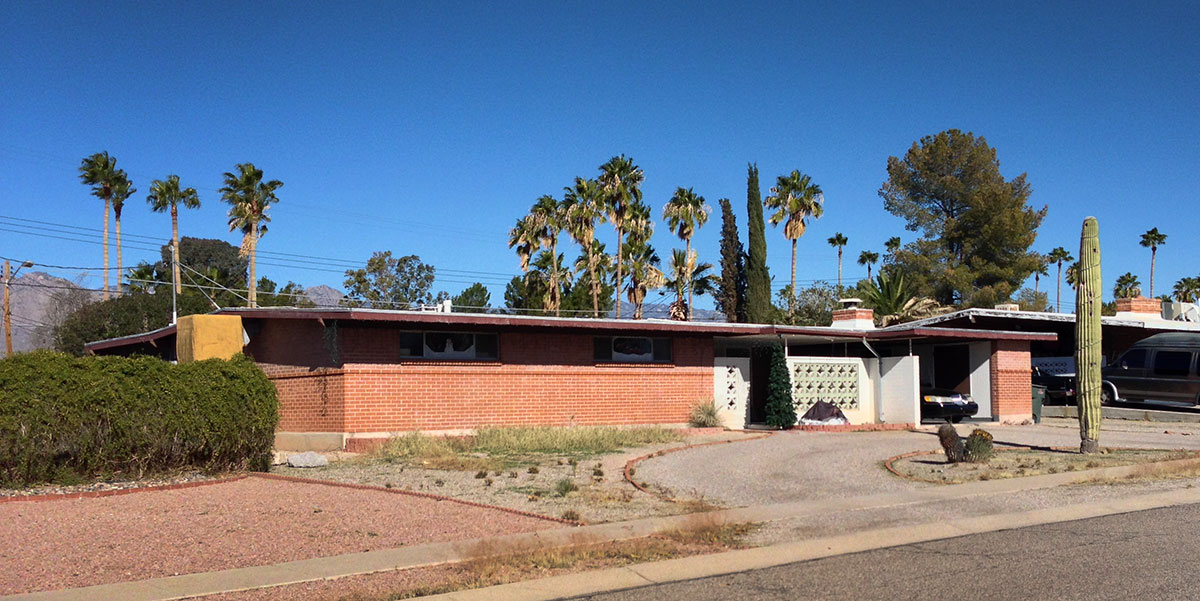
[1102,333,1200,404]
[1032,367,1076,405]
[920,387,979,423]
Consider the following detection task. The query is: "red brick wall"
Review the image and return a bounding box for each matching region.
[254,321,714,436]
[991,340,1032,421]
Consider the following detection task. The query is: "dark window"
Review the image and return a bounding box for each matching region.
[593,337,673,363]
[1153,351,1193,376]
[398,331,498,361]
[398,332,424,357]
[1120,349,1147,370]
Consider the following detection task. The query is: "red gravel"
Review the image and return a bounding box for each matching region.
[0,477,561,595]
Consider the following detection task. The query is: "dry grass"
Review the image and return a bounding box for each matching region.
[375,427,682,471]
[891,448,1200,484]
[335,520,758,601]
[1080,456,1200,485]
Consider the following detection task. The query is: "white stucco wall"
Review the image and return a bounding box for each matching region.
[877,355,921,424]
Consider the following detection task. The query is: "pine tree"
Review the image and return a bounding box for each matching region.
[746,163,772,323]
[716,198,748,322]
[763,344,796,428]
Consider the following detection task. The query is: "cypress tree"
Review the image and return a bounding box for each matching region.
[716,198,748,322]
[763,343,796,428]
[746,163,771,323]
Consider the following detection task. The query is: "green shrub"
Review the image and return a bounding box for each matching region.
[965,428,995,463]
[688,399,722,428]
[554,478,578,497]
[763,344,796,429]
[0,350,278,487]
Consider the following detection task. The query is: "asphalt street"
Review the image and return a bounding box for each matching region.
[573,502,1200,601]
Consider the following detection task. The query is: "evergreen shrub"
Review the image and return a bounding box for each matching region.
[763,344,796,428]
[0,351,278,487]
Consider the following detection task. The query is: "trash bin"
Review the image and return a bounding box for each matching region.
[1031,384,1047,424]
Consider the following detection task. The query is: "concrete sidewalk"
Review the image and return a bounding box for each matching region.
[9,454,1200,601]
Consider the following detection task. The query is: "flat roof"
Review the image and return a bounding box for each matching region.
[84,306,1057,353]
[901,307,1200,332]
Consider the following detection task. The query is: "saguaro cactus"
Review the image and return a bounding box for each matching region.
[1076,216,1103,454]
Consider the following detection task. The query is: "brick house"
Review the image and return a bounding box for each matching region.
[86,306,1055,451]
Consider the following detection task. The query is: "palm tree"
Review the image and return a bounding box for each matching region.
[885,236,901,255]
[1113,272,1142,299]
[827,232,848,291]
[623,239,663,320]
[763,170,824,309]
[146,175,201,295]
[1048,247,1075,312]
[598,155,645,319]
[125,262,161,293]
[110,177,136,294]
[78,151,131,300]
[664,248,716,318]
[1033,259,1049,298]
[528,195,567,317]
[1174,277,1200,303]
[508,216,542,287]
[528,249,569,315]
[220,163,283,307]
[1139,228,1167,298]
[562,177,607,317]
[662,187,711,320]
[862,272,951,326]
[573,240,613,316]
[857,250,879,280]
[1065,262,1080,291]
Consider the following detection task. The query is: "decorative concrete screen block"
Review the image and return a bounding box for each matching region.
[714,358,750,429]
[789,359,860,413]
[1032,356,1075,375]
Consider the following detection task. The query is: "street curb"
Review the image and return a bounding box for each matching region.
[1044,405,1200,423]
[419,487,1200,601]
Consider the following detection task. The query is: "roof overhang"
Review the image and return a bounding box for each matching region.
[84,323,176,353]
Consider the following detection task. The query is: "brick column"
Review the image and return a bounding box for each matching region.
[990,340,1032,424]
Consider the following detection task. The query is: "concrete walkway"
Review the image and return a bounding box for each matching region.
[9,454,1200,601]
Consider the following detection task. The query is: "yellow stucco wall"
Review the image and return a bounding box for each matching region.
[176,314,244,363]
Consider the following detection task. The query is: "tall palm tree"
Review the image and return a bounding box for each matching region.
[528,195,566,316]
[662,187,711,320]
[623,239,663,320]
[147,174,201,295]
[1033,259,1049,298]
[763,169,824,308]
[508,216,542,287]
[664,248,716,316]
[574,240,613,316]
[1065,262,1080,291]
[78,151,131,300]
[1113,272,1142,299]
[1048,247,1074,312]
[220,163,282,307]
[1139,228,1167,298]
[827,232,848,291]
[857,250,879,280]
[110,177,136,294]
[529,249,569,315]
[598,155,644,319]
[562,177,607,317]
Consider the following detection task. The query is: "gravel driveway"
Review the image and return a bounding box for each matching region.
[0,476,561,596]
[637,420,1200,507]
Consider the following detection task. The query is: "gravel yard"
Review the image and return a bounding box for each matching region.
[273,431,754,523]
[0,476,561,596]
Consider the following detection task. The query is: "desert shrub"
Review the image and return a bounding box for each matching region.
[965,428,995,463]
[0,351,278,487]
[554,478,578,497]
[688,399,722,428]
[938,424,966,463]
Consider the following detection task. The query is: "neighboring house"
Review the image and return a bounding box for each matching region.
[86,304,1055,451]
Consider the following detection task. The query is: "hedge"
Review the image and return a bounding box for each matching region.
[0,351,279,488]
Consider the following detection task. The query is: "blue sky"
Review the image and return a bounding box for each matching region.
[1,1,1197,310]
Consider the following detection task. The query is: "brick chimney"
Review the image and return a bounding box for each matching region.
[832,298,875,330]
[1114,296,1163,320]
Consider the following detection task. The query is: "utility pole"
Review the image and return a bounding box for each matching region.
[169,243,178,324]
[3,260,11,357]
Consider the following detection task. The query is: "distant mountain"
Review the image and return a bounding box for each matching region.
[2,271,100,356]
[304,285,345,308]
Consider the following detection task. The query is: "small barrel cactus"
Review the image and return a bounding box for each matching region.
[938,424,966,463]
[965,428,994,463]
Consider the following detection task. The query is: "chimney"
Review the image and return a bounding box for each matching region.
[1114,296,1163,320]
[831,298,875,330]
